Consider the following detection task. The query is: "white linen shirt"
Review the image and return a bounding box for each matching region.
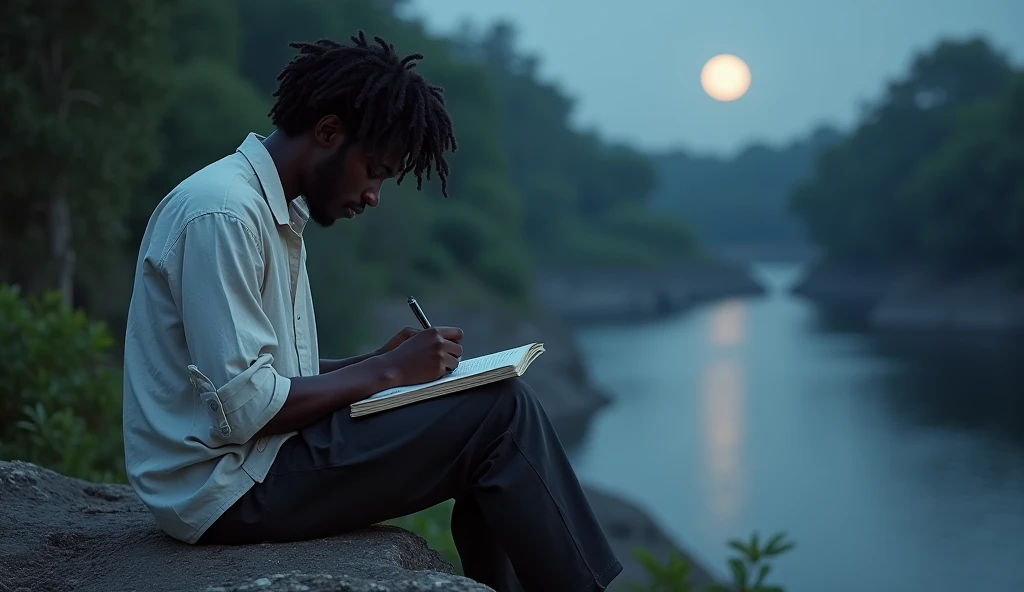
[122,132,319,543]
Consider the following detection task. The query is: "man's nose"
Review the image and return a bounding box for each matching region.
[363,189,380,207]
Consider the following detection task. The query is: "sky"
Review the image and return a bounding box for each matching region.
[406,0,1024,157]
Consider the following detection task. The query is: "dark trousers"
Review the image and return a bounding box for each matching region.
[199,377,622,592]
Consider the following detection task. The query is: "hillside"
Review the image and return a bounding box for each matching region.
[648,126,842,252]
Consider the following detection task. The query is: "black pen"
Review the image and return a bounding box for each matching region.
[408,296,432,329]
[409,296,459,369]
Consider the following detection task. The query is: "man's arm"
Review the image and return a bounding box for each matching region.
[318,351,380,374]
[256,354,399,438]
[174,210,400,446]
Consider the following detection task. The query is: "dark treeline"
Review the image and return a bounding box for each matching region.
[649,126,842,250]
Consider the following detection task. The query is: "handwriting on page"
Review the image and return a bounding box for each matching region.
[448,344,530,378]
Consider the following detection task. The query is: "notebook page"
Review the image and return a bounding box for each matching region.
[363,343,533,402]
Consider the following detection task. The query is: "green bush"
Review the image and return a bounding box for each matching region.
[0,284,124,483]
[630,531,796,592]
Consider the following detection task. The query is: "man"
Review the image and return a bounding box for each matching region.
[122,31,621,592]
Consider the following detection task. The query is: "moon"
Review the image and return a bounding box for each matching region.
[701,54,751,102]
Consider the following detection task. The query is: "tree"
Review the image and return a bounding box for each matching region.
[453,20,696,266]
[0,0,178,314]
[790,37,1015,266]
[902,73,1024,274]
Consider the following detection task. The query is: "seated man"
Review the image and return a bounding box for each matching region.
[121,31,621,592]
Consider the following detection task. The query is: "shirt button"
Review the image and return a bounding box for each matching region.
[220,426,230,436]
[209,401,219,412]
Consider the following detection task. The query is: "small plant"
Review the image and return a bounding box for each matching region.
[709,531,795,592]
[630,530,795,592]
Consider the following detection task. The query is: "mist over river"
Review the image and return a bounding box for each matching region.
[568,262,1024,592]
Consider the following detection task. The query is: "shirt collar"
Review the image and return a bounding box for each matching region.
[236,132,290,226]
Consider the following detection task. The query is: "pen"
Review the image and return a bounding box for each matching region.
[407,296,431,329]
[409,296,459,370]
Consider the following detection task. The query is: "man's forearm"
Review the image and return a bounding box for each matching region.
[256,355,399,438]
[319,350,380,374]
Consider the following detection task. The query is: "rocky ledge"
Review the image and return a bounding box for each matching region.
[0,460,486,592]
[794,262,1024,334]
[0,461,723,592]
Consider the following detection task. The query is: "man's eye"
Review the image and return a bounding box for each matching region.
[367,167,379,179]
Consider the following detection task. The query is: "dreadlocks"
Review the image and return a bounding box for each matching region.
[269,31,458,196]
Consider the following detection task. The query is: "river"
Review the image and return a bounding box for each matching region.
[568,262,1024,592]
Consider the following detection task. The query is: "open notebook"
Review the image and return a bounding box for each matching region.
[350,342,545,417]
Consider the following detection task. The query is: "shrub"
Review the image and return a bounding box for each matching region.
[630,531,796,592]
[0,284,124,483]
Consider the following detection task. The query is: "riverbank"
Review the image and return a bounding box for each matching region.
[793,262,1024,334]
[534,260,766,323]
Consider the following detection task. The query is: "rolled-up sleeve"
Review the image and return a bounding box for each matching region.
[167,211,290,446]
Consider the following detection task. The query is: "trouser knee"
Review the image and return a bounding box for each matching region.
[495,376,541,412]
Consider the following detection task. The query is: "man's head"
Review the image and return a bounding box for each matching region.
[269,31,458,227]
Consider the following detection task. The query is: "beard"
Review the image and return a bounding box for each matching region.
[304,140,353,228]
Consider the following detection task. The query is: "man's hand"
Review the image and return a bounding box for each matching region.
[379,326,464,385]
[375,325,464,356]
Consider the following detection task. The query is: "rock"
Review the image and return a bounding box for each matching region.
[870,268,1024,333]
[199,572,487,592]
[583,486,724,591]
[793,262,1024,334]
[367,299,612,448]
[0,461,491,592]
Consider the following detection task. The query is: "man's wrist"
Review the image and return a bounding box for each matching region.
[363,352,403,390]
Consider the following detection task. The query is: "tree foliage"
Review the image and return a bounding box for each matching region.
[790,37,1023,276]
[0,0,178,317]
[451,21,696,267]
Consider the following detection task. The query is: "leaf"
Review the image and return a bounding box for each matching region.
[764,532,795,556]
[728,558,748,589]
[728,540,749,556]
[763,533,786,554]
[753,564,772,588]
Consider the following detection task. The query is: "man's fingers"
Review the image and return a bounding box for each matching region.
[435,326,464,342]
[444,339,464,359]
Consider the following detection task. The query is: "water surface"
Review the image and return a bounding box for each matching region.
[569,262,1024,592]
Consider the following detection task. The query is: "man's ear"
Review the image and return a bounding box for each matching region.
[313,115,346,148]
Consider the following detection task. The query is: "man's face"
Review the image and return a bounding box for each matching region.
[303,134,401,228]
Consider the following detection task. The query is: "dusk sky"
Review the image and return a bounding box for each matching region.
[408,0,1024,157]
